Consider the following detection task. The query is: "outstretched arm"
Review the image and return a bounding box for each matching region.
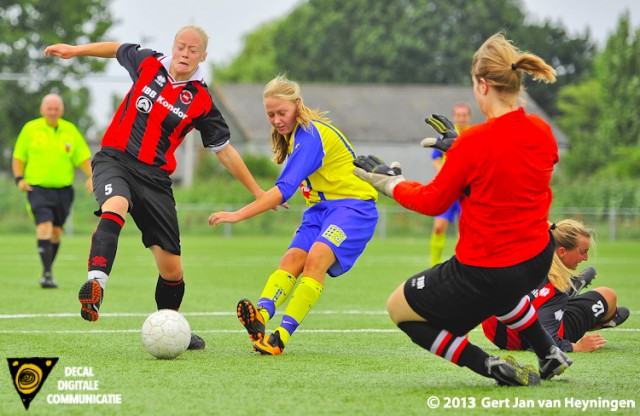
[44,42,122,59]
[209,186,283,226]
[214,144,264,199]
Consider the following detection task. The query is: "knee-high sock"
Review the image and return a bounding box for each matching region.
[276,276,323,346]
[497,296,556,358]
[430,232,446,267]
[398,321,492,378]
[37,239,53,275]
[87,212,124,289]
[256,269,297,323]
[51,242,60,265]
[155,275,185,311]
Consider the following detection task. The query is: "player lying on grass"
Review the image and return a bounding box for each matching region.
[208,75,378,355]
[483,219,630,353]
[353,33,572,386]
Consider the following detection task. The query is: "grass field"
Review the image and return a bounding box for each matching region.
[0,233,638,415]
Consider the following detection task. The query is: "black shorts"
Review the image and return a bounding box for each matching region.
[91,148,181,255]
[404,234,555,336]
[562,291,609,342]
[27,186,74,227]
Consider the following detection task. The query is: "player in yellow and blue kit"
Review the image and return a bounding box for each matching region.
[208,75,378,355]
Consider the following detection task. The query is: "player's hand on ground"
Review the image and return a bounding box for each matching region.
[573,333,607,352]
[422,114,458,152]
[353,155,405,198]
[209,211,239,226]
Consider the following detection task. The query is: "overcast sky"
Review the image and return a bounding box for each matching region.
[87,0,640,126]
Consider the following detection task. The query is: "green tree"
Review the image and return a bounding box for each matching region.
[596,12,640,154]
[556,11,640,180]
[0,0,113,171]
[214,0,594,116]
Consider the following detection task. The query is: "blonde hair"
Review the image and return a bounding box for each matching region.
[471,33,556,95]
[263,74,330,164]
[175,25,209,51]
[549,219,594,293]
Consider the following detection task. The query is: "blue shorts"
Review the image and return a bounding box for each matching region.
[435,200,461,223]
[289,199,378,277]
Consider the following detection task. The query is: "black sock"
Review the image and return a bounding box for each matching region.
[155,275,185,310]
[37,239,53,275]
[51,242,60,264]
[398,321,491,378]
[88,212,124,276]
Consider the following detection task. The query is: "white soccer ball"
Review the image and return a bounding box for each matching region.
[141,309,191,359]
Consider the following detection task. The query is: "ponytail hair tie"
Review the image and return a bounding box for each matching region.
[511,63,517,71]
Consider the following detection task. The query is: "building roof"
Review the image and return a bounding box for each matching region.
[211,83,568,149]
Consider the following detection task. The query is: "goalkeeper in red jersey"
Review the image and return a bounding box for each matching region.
[355,33,572,386]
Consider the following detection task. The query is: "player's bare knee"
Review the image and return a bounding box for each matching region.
[593,287,617,308]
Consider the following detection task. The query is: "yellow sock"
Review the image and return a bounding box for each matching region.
[256,269,297,323]
[430,232,446,267]
[276,276,323,346]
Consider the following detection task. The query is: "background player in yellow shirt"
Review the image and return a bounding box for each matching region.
[12,94,93,288]
[427,103,471,266]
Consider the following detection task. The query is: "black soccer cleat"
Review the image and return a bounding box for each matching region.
[568,266,596,298]
[601,306,630,328]
[188,333,206,350]
[236,298,266,342]
[538,345,573,380]
[486,355,540,386]
[78,279,103,322]
[40,272,58,289]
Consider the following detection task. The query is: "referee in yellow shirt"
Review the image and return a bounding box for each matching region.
[12,94,93,288]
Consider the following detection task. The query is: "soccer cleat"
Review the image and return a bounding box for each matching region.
[78,279,103,322]
[538,345,573,380]
[252,330,285,355]
[567,266,596,298]
[236,298,265,342]
[187,333,206,350]
[601,306,630,328]
[486,355,541,386]
[40,272,58,289]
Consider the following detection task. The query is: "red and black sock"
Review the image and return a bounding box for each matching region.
[398,321,491,378]
[155,275,185,311]
[497,296,556,358]
[87,212,124,276]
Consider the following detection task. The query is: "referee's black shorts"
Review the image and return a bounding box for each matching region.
[562,290,609,342]
[27,185,74,227]
[404,233,555,336]
[91,147,181,255]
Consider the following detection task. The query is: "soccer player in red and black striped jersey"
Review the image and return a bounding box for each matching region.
[44,26,267,350]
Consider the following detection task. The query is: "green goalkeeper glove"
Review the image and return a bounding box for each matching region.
[421,114,459,152]
[353,155,405,198]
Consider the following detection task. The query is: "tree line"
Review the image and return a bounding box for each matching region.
[1,0,638,197]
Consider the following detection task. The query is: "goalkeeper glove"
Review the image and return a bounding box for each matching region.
[353,155,405,198]
[421,114,459,153]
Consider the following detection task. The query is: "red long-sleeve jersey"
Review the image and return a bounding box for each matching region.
[394,108,558,267]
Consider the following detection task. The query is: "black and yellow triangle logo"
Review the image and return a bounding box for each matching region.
[7,357,58,410]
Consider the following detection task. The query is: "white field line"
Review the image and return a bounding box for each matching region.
[0,310,638,334]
